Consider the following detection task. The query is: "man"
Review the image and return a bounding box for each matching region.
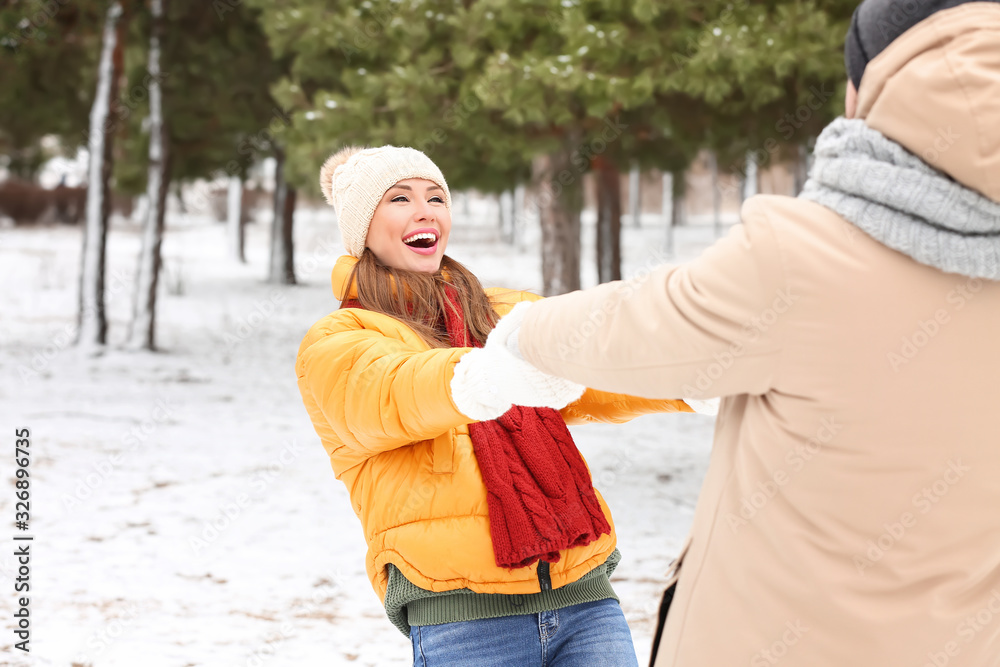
[491,1,1000,664]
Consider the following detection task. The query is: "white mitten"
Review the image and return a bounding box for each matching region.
[450,336,586,422]
[487,300,533,361]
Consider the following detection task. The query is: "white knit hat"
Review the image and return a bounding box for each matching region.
[319,145,451,257]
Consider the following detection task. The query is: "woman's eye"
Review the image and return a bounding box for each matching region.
[391,195,409,203]
[429,196,444,203]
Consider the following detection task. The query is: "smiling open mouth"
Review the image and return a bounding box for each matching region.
[403,231,438,249]
[403,233,437,248]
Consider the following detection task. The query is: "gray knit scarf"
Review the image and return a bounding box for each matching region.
[799,118,1000,280]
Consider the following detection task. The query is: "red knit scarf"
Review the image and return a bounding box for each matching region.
[343,288,610,569]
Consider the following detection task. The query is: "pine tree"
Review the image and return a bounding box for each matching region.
[230,0,854,294]
[0,2,100,179]
[110,0,292,326]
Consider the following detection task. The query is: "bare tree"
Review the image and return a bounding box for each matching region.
[126,0,170,351]
[77,1,125,349]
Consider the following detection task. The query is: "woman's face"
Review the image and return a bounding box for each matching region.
[366,178,451,273]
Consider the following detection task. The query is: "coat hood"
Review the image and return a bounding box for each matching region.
[855,2,1000,202]
[331,254,358,301]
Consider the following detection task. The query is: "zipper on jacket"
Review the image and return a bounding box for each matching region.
[537,561,552,591]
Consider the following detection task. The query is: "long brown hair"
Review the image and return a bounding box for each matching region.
[341,249,500,348]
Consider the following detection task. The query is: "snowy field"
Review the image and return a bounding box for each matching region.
[0,205,726,666]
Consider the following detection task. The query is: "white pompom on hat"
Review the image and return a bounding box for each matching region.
[319,145,451,257]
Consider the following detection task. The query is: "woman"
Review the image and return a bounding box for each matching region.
[295,145,699,666]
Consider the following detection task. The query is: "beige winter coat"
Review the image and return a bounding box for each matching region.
[518,5,1000,666]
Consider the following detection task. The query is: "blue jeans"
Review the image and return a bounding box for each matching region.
[410,598,639,666]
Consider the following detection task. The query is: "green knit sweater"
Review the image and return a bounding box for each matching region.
[383,549,622,636]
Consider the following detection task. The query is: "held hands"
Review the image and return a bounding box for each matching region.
[450,302,585,422]
[485,299,530,361]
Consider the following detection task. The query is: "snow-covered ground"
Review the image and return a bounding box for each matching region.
[0,204,726,666]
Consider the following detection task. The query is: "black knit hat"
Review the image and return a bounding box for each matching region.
[844,0,1000,90]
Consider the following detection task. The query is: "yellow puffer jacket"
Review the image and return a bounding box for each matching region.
[295,255,694,601]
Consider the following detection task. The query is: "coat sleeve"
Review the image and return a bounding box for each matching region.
[560,390,694,425]
[519,207,791,399]
[489,287,699,421]
[296,322,473,455]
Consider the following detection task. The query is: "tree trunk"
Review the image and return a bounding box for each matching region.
[494,192,502,233]
[793,143,811,195]
[126,0,169,351]
[513,184,525,248]
[742,150,759,202]
[594,156,622,284]
[628,163,641,228]
[269,146,296,284]
[534,144,582,296]
[77,1,125,349]
[662,171,675,256]
[672,168,686,230]
[173,181,186,214]
[708,151,722,237]
[498,189,514,244]
[227,174,245,262]
[743,152,758,200]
